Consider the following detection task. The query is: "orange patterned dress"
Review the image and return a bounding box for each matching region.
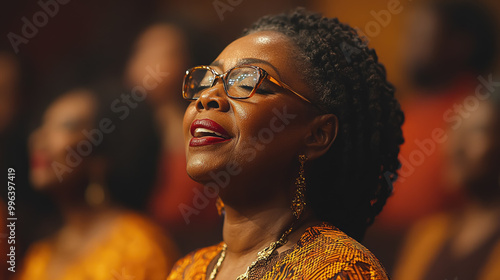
[167,223,389,279]
[16,212,179,280]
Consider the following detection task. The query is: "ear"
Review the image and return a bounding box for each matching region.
[303,114,338,160]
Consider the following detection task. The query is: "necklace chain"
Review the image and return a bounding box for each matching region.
[208,225,294,280]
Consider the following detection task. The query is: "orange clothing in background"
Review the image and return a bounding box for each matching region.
[394,213,500,280]
[168,223,389,280]
[16,212,179,280]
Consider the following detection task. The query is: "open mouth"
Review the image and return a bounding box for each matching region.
[192,127,228,138]
[190,119,232,146]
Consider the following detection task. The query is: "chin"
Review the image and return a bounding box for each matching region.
[186,153,238,185]
[30,177,56,191]
[186,157,215,183]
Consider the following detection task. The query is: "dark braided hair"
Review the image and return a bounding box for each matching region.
[244,8,404,241]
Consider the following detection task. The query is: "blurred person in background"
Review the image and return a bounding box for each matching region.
[125,19,223,254]
[17,86,179,280]
[386,0,497,227]
[365,0,499,271]
[393,90,500,280]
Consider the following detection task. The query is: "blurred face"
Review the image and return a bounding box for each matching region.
[402,8,443,88]
[126,24,189,104]
[446,101,500,198]
[183,31,317,194]
[403,7,439,69]
[402,7,470,88]
[29,91,96,191]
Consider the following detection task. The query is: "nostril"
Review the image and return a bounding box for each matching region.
[207,101,220,109]
[196,101,204,110]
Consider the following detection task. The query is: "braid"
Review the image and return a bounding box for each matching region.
[244,8,404,240]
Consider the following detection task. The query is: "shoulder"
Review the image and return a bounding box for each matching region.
[397,212,452,261]
[110,211,177,249]
[98,211,180,277]
[268,223,389,279]
[477,231,500,280]
[15,239,52,279]
[167,243,224,280]
[108,211,179,257]
[392,212,452,280]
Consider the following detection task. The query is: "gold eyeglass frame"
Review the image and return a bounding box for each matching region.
[182,65,314,105]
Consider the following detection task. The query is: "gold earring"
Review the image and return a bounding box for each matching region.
[291,154,307,219]
[216,197,225,216]
[85,182,106,207]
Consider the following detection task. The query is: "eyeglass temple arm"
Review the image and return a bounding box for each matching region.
[266,76,312,104]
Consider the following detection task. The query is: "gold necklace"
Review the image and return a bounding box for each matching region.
[208,225,294,280]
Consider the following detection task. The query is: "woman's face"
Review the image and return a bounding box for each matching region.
[126,24,189,104]
[29,91,96,191]
[183,31,317,191]
[446,100,500,197]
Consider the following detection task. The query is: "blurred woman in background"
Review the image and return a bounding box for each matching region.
[17,87,179,280]
[125,19,222,253]
[394,91,500,280]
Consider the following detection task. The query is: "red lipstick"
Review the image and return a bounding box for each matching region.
[30,152,50,169]
[190,119,231,147]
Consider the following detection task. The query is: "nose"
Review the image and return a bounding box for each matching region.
[195,82,230,112]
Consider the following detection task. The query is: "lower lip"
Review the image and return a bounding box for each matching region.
[30,154,50,169]
[189,136,231,147]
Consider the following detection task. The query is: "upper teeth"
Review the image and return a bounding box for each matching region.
[194,128,224,138]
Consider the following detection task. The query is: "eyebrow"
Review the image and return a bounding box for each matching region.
[210,58,281,78]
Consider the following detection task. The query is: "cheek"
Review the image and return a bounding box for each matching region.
[34,131,89,189]
[232,102,306,170]
[49,131,83,163]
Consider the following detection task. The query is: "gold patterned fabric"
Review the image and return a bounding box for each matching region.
[167,223,389,279]
[16,212,179,280]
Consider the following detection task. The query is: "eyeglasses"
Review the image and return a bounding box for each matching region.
[182,65,314,105]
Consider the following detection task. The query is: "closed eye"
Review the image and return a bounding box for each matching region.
[237,85,254,91]
[236,85,273,95]
[255,88,273,95]
[197,85,211,91]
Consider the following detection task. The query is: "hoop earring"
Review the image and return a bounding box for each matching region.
[216,196,225,216]
[85,182,106,207]
[291,154,307,219]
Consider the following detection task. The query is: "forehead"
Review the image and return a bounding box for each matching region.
[212,31,314,99]
[139,24,185,48]
[213,31,298,75]
[46,91,96,121]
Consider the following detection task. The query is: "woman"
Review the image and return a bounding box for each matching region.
[125,19,222,253]
[394,93,500,280]
[18,87,179,280]
[168,8,404,280]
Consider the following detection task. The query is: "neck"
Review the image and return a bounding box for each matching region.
[221,193,318,257]
[52,184,113,230]
[222,205,292,256]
